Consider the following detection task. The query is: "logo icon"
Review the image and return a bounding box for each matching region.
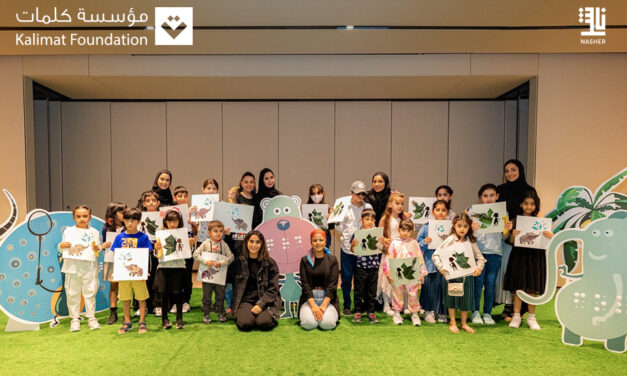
[155,7,193,45]
[579,7,606,36]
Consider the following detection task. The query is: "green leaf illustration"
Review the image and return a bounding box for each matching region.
[412,202,426,219]
[453,252,471,269]
[164,234,177,256]
[593,168,627,205]
[365,234,378,250]
[400,258,417,280]
[145,217,158,235]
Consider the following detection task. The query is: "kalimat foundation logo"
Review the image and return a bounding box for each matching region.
[154,7,193,45]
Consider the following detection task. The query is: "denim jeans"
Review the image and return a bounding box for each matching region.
[340,251,357,310]
[474,254,502,314]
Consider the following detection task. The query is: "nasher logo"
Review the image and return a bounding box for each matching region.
[578,7,606,45]
[154,7,193,45]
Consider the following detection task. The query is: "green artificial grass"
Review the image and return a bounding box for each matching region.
[0,289,624,376]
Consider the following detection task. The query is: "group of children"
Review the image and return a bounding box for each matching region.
[57,171,553,334]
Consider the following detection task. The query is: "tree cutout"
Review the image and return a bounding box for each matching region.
[163,234,178,256]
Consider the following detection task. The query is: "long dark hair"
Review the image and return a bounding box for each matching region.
[451,213,476,243]
[151,169,174,206]
[163,209,184,229]
[239,171,256,195]
[519,190,541,217]
[366,171,391,223]
[243,230,271,261]
[104,201,126,231]
[503,159,528,185]
[257,168,279,198]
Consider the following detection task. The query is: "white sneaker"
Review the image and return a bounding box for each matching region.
[88,318,100,330]
[424,311,436,324]
[411,312,422,327]
[483,314,496,325]
[154,307,162,317]
[170,305,177,313]
[471,311,484,325]
[393,311,403,325]
[134,309,140,317]
[437,314,448,323]
[419,308,425,315]
[509,315,522,328]
[182,303,191,313]
[403,308,411,315]
[70,319,80,332]
[385,308,395,317]
[527,317,541,330]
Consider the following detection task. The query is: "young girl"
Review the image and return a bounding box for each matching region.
[378,192,410,316]
[58,205,103,332]
[417,200,450,324]
[469,184,513,325]
[504,191,553,330]
[433,213,486,333]
[307,183,333,248]
[383,219,427,326]
[101,201,127,325]
[138,190,160,316]
[435,185,456,219]
[154,209,195,329]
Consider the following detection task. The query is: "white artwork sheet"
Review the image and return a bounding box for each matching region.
[139,211,162,241]
[155,228,192,261]
[61,226,99,262]
[514,216,552,249]
[327,196,351,224]
[469,202,507,234]
[190,194,219,223]
[389,257,421,286]
[103,231,119,263]
[353,227,383,256]
[301,204,329,230]
[409,197,438,224]
[160,204,192,232]
[196,253,228,286]
[433,240,477,280]
[427,220,453,249]
[213,202,254,234]
[112,248,149,281]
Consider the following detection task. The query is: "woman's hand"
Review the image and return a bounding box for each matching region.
[472,268,482,277]
[311,304,323,321]
[425,236,432,244]
[251,305,262,315]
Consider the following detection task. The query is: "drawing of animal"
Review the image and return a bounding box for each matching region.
[519,232,540,245]
[124,263,143,277]
[195,208,210,219]
[232,217,248,231]
[438,233,448,241]
[66,244,87,256]
[201,267,218,281]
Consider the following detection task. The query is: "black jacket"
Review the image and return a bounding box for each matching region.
[298,253,340,315]
[232,255,282,318]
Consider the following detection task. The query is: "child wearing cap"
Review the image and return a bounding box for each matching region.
[334,181,373,316]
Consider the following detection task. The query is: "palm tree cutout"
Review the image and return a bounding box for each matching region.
[546,168,627,272]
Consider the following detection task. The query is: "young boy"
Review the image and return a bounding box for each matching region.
[335,180,372,316]
[172,185,194,314]
[112,208,153,334]
[350,208,382,323]
[193,220,234,324]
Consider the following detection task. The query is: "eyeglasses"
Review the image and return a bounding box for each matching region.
[353,192,366,197]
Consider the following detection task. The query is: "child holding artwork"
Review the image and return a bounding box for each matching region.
[417,199,450,324]
[349,208,382,323]
[101,201,126,325]
[58,205,103,332]
[172,185,194,314]
[504,191,553,330]
[378,192,411,316]
[307,183,333,248]
[154,209,194,329]
[382,219,427,326]
[435,185,456,219]
[111,208,153,334]
[469,184,513,325]
[193,220,234,324]
[433,213,486,333]
[138,190,161,316]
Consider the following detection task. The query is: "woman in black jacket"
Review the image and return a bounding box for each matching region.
[298,229,340,330]
[231,230,281,331]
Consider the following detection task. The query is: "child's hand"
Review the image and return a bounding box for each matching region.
[188,238,196,247]
[91,241,100,253]
[542,230,554,239]
[504,221,513,231]
[154,239,162,250]
[224,227,231,236]
[59,242,71,249]
[387,275,393,284]
[351,239,358,247]
[228,188,239,203]
[189,206,197,214]
[381,237,391,248]
[206,260,215,268]
[425,236,432,244]
[512,229,521,236]
[471,221,480,231]
[251,305,262,314]
[472,268,482,277]
[440,269,449,278]
[420,276,425,284]
[214,262,221,268]
[102,241,112,249]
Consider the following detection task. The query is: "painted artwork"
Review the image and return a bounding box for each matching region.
[353,227,383,256]
[61,227,99,262]
[214,202,254,234]
[139,211,162,241]
[470,202,507,234]
[160,204,192,232]
[155,228,192,261]
[197,221,209,243]
[301,204,329,230]
[196,252,228,286]
[409,197,437,225]
[389,257,420,286]
[433,240,477,280]
[190,194,219,222]
[0,208,110,326]
[514,216,552,249]
[112,248,149,281]
[427,220,453,249]
[327,196,351,224]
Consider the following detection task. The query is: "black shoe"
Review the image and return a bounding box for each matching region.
[203,315,211,324]
[218,313,227,323]
[176,319,184,329]
[342,308,352,317]
[106,309,118,325]
[162,319,172,330]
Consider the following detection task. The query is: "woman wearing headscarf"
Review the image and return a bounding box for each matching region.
[364,172,391,225]
[252,168,282,228]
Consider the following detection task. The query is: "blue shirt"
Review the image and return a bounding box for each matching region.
[111,231,153,251]
[416,224,436,274]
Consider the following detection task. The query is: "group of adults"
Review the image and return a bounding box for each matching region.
[142,159,534,331]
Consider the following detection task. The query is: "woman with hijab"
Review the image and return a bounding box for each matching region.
[137,169,174,208]
[252,168,282,228]
[365,172,391,225]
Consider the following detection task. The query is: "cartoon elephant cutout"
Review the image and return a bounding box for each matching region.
[518,212,627,353]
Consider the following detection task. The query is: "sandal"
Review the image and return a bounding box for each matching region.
[138,322,147,334]
[118,322,132,334]
[448,324,460,333]
[461,324,475,333]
